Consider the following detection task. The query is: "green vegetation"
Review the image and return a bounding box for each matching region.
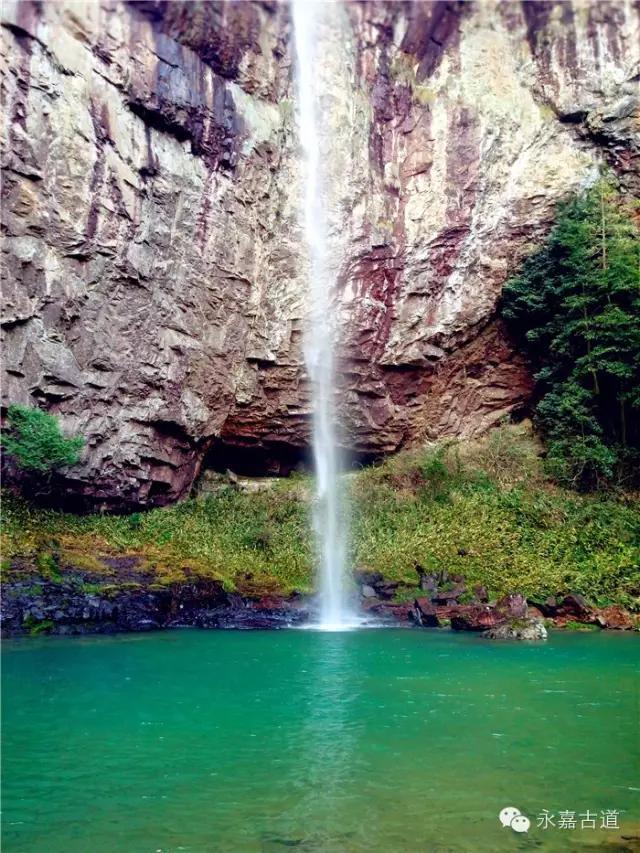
[2,425,638,608]
[21,615,55,636]
[502,177,640,489]
[1,404,84,475]
[562,620,600,632]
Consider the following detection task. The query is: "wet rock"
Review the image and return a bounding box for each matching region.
[484,618,548,641]
[412,597,440,627]
[0,576,308,636]
[361,584,377,599]
[361,599,413,623]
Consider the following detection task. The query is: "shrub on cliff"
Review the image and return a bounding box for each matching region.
[502,177,640,489]
[1,404,84,475]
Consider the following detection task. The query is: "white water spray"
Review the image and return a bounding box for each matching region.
[292,0,353,630]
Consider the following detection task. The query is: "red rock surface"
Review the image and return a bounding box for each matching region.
[1,1,638,508]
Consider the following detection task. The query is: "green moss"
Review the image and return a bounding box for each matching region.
[389,54,437,107]
[562,621,601,632]
[1,404,83,474]
[35,551,61,581]
[392,588,421,603]
[413,85,436,105]
[76,582,106,595]
[22,615,55,635]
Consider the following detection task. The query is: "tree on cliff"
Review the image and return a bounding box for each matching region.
[502,177,640,489]
[1,405,84,476]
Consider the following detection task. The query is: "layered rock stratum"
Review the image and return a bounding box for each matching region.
[2,0,638,508]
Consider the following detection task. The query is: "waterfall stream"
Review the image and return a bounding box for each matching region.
[291,0,353,629]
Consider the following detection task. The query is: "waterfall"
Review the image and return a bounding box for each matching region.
[291,0,352,629]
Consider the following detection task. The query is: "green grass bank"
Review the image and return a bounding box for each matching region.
[2,425,639,609]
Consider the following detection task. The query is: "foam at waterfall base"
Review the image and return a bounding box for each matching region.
[297,614,392,632]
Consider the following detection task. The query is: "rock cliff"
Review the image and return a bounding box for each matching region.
[2,0,638,508]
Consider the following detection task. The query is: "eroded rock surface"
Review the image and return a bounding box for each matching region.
[2,0,638,508]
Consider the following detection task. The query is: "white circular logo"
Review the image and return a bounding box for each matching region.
[499,807,530,833]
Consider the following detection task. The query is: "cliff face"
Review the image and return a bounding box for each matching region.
[2,0,638,509]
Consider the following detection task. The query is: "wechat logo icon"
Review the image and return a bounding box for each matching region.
[499,806,531,833]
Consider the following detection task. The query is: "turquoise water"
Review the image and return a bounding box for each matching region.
[2,629,638,852]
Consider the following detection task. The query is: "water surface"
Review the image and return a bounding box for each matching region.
[2,629,638,852]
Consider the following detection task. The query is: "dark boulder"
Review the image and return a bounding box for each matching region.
[559,593,590,617]
[412,597,440,627]
[353,569,398,599]
[353,569,384,587]
[528,596,559,617]
[0,576,309,636]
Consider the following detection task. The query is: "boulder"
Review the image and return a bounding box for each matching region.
[414,563,437,593]
[450,605,501,632]
[593,606,636,631]
[432,583,466,605]
[473,584,489,603]
[361,599,413,622]
[353,570,398,599]
[496,593,528,619]
[559,593,590,617]
[353,570,384,587]
[484,618,548,641]
[412,597,440,627]
[528,596,559,617]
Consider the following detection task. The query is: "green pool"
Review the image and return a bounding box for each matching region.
[2,629,638,852]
